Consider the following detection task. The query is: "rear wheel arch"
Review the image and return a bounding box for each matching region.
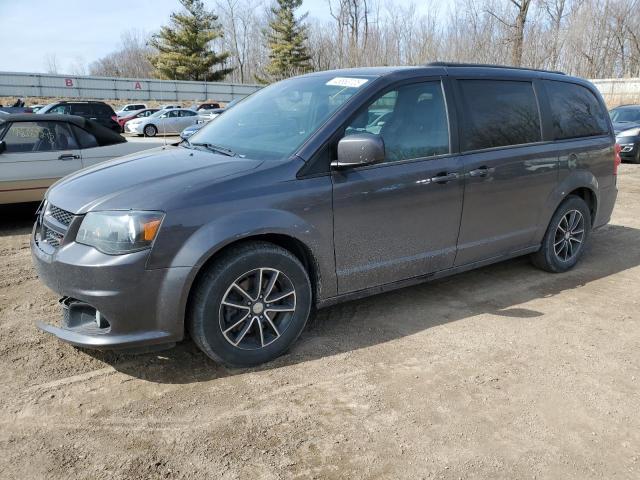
[566,187,597,225]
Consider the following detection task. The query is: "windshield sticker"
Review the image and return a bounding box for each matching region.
[326,77,369,88]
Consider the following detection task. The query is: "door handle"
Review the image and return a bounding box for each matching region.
[431,172,459,184]
[58,154,80,160]
[468,166,491,177]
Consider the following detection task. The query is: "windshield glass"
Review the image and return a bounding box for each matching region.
[610,108,640,123]
[188,74,375,160]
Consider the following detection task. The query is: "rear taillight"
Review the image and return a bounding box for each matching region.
[614,143,622,175]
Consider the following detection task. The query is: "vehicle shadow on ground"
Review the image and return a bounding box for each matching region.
[0,203,39,237]
[79,223,640,384]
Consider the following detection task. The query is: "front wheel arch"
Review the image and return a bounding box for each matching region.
[184,234,320,336]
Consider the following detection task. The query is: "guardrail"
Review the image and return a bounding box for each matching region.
[0,71,261,102]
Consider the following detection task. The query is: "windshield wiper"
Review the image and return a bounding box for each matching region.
[191,142,236,157]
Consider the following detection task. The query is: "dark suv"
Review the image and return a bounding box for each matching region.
[38,101,120,133]
[32,64,619,366]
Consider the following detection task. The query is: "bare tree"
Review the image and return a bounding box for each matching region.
[44,53,59,74]
[89,30,155,78]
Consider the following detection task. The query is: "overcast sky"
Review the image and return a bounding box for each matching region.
[0,0,448,75]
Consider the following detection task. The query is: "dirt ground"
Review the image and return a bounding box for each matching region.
[1,165,639,480]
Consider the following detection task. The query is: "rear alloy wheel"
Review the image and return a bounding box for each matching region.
[188,241,312,367]
[144,124,157,137]
[532,195,591,273]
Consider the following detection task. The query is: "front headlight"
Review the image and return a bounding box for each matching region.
[618,127,640,137]
[76,211,164,255]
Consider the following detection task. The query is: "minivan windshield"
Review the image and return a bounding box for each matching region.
[187,74,375,160]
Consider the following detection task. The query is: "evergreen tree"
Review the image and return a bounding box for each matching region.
[149,0,233,81]
[262,0,312,82]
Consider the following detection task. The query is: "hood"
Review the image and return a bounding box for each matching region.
[613,121,640,135]
[47,145,263,214]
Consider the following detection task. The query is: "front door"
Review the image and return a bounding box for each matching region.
[0,120,82,203]
[332,80,465,294]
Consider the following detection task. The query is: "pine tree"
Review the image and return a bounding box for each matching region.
[149,0,233,81]
[261,0,312,82]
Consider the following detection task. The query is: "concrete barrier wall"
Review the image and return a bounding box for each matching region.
[0,71,261,102]
[591,79,640,107]
[1,70,639,107]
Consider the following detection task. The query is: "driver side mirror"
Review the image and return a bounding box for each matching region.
[331,133,384,169]
[0,140,6,154]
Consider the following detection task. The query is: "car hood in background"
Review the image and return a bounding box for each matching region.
[46,145,263,214]
[613,121,640,135]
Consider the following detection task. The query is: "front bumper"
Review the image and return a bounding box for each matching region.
[124,122,144,134]
[615,135,639,160]
[31,218,192,349]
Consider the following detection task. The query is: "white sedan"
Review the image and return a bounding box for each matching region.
[0,114,164,204]
[124,108,201,137]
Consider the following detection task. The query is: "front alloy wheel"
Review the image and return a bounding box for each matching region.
[220,268,296,349]
[188,241,312,367]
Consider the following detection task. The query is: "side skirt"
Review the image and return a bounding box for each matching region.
[316,245,540,309]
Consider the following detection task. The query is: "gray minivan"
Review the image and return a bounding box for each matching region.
[31,63,619,366]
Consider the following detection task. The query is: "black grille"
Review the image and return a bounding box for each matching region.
[44,227,63,247]
[48,205,73,226]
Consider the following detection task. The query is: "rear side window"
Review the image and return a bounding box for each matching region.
[93,104,115,117]
[71,125,98,148]
[544,81,609,139]
[70,104,92,116]
[458,80,541,151]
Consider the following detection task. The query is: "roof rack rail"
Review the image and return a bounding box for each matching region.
[426,62,566,76]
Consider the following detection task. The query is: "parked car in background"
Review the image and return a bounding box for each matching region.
[30,105,45,113]
[190,102,221,111]
[610,104,640,163]
[117,108,159,132]
[124,108,199,136]
[179,122,205,140]
[32,64,618,367]
[0,114,162,204]
[159,104,181,110]
[38,101,120,133]
[115,103,147,118]
[198,98,242,121]
[0,106,33,114]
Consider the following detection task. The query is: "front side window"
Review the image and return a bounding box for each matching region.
[344,81,450,163]
[49,104,70,115]
[2,121,78,153]
[545,81,609,139]
[180,110,196,117]
[189,74,372,160]
[459,80,541,151]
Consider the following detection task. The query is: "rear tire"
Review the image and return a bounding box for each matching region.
[144,125,157,137]
[188,241,312,367]
[531,195,591,273]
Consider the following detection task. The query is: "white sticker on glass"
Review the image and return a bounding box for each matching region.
[326,77,369,88]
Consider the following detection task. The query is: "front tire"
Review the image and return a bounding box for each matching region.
[188,241,312,367]
[531,195,591,273]
[144,124,157,137]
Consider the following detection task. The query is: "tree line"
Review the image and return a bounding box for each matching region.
[81,0,640,84]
